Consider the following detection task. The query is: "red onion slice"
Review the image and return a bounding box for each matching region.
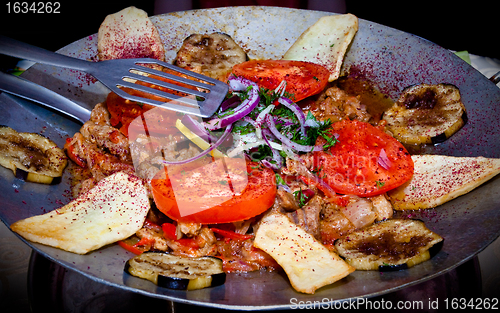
[277,97,306,137]
[220,95,241,111]
[204,77,260,130]
[261,129,283,170]
[378,148,392,170]
[265,114,323,152]
[181,114,217,143]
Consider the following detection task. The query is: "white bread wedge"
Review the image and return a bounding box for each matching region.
[282,14,358,82]
[11,172,150,254]
[97,6,165,61]
[253,212,355,294]
[387,155,500,210]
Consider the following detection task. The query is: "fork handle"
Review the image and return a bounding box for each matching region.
[0,71,91,123]
[0,35,91,72]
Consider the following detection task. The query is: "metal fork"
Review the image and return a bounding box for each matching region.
[0,71,91,123]
[0,35,228,118]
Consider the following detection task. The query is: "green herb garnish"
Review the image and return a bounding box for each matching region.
[376,180,385,188]
[293,188,307,208]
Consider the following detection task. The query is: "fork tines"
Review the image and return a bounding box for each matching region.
[112,59,228,117]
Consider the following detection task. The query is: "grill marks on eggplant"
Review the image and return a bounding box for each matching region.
[125,252,226,290]
[335,219,443,271]
[0,125,67,184]
[174,33,248,81]
[383,84,467,145]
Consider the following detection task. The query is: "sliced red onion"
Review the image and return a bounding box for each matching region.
[274,80,287,97]
[181,114,217,143]
[262,129,283,170]
[220,95,241,111]
[261,159,280,170]
[181,114,232,148]
[255,105,274,139]
[204,78,259,130]
[161,124,233,165]
[378,148,392,170]
[277,97,306,137]
[242,116,256,126]
[228,76,252,91]
[265,114,323,152]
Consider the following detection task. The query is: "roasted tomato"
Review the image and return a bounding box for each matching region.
[312,119,414,197]
[231,60,329,102]
[151,158,276,224]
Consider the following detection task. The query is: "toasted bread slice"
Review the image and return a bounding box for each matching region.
[282,14,358,82]
[11,172,150,254]
[97,6,164,61]
[387,155,500,210]
[253,212,355,294]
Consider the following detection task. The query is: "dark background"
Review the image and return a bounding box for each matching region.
[0,0,496,71]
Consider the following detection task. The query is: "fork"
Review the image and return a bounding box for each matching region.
[0,35,228,118]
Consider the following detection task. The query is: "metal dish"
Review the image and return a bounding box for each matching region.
[1,6,499,310]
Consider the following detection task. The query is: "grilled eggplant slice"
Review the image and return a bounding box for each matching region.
[174,33,248,81]
[0,126,67,184]
[335,219,443,271]
[125,252,226,290]
[383,84,466,145]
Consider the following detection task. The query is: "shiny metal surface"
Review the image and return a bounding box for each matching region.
[0,71,91,123]
[0,6,499,310]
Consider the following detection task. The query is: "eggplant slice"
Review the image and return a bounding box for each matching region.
[0,125,67,184]
[383,84,466,145]
[335,219,443,271]
[125,252,226,290]
[174,32,248,80]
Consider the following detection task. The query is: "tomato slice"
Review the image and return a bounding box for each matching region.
[313,119,414,197]
[231,60,329,102]
[151,158,276,224]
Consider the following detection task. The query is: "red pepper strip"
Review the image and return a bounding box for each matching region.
[161,222,178,240]
[210,228,253,241]
[118,236,155,255]
[118,240,143,255]
[143,219,162,230]
[134,237,155,247]
[161,223,200,249]
[64,138,86,168]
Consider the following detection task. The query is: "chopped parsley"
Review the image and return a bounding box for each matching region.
[275,173,287,186]
[259,86,295,106]
[247,144,273,162]
[293,188,307,208]
[376,180,385,188]
[319,129,339,150]
[232,123,255,135]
